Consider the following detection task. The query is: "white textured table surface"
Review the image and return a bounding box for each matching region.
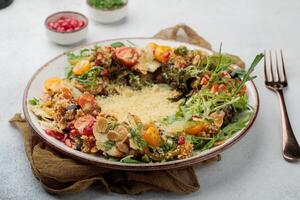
[1,0,300,199]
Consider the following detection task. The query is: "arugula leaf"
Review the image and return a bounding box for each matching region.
[29,97,39,105]
[65,49,91,64]
[185,135,210,150]
[201,112,252,150]
[104,140,115,151]
[65,66,74,79]
[120,155,143,164]
[110,42,124,48]
[73,66,104,87]
[129,126,147,149]
[233,53,264,95]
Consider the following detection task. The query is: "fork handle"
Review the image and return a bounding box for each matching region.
[277,90,300,161]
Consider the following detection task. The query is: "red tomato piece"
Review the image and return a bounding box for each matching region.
[74,115,95,134]
[45,129,64,140]
[115,47,140,67]
[77,94,97,112]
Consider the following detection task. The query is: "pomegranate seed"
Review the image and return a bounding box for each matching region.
[70,20,78,27]
[53,22,59,29]
[59,16,65,20]
[61,22,68,28]
[57,19,64,25]
[178,136,185,145]
[48,22,54,28]
[100,69,109,76]
[64,139,72,147]
[70,129,80,137]
[62,134,69,142]
[66,28,73,32]
[65,18,71,23]
[74,27,80,31]
[57,27,65,32]
[78,20,85,27]
[83,126,93,136]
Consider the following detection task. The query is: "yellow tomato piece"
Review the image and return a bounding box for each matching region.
[185,123,206,136]
[73,60,91,75]
[154,45,172,63]
[44,77,63,93]
[143,126,161,147]
[148,42,158,50]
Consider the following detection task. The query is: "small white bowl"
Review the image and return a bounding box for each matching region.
[86,0,128,23]
[45,11,88,45]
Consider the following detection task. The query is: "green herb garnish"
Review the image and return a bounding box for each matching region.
[88,0,125,10]
[110,42,125,48]
[129,126,147,149]
[29,97,39,105]
[233,53,264,95]
[120,155,143,164]
[72,66,104,87]
[104,140,115,151]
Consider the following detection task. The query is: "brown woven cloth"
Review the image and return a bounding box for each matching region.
[9,24,244,195]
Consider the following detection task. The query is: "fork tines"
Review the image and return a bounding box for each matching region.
[264,50,287,85]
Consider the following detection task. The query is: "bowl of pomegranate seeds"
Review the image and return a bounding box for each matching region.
[45,11,88,45]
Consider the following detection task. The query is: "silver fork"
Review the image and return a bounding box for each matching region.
[264,50,300,162]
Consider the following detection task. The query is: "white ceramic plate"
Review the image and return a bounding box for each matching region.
[23,38,259,171]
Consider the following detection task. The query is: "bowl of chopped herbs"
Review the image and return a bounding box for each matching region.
[86,0,128,23]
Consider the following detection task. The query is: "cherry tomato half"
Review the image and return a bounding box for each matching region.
[185,123,206,136]
[73,60,91,75]
[154,45,172,63]
[143,126,161,147]
[115,47,140,67]
[44,77,63,93]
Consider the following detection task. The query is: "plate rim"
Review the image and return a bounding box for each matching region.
[23,37,260,171]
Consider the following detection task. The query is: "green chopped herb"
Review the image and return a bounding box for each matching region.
[73,66,104,87]
[88,0,125,10]
[174,46,188,56]
[29,97,39,105]
[110,42,125,48]
[233,53,263,95]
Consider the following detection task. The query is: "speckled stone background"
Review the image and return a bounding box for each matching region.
[1,0,300,199]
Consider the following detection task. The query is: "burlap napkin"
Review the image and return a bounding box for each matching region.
[9,24,244,195]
